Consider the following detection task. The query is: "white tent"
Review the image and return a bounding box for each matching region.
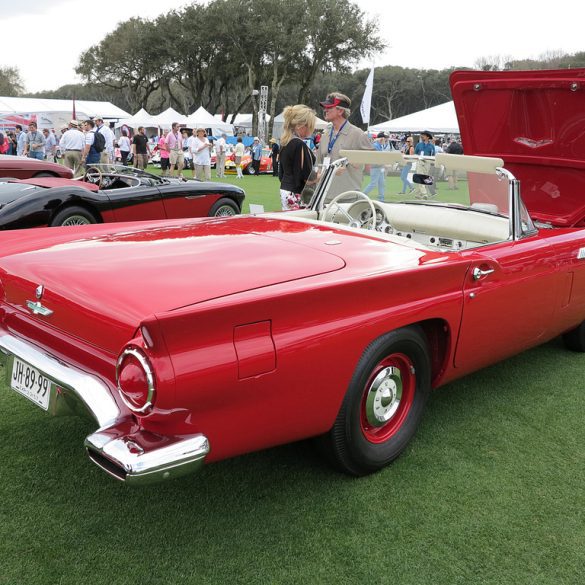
[369,101,459,135]
[115,108,155,129]
[271,111,328,139]
[226,113,272,131]
[0,95,130,130]
[149,107,189,129]
[186,106,233,135]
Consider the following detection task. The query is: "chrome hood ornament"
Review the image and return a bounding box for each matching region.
[27,284,53,317]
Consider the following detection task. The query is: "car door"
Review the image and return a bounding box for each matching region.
[105,183,166,222]
[158,183,216,219]
[454,236,558,372]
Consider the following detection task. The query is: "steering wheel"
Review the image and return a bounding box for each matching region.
[325,190,377,230]
[83,166,103,188]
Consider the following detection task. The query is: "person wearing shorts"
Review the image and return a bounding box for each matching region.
[132,127,149,170]
[167,122,185,178]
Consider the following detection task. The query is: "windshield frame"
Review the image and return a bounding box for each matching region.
[306,150,536,244]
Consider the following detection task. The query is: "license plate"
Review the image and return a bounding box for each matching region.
[10,357,52,410]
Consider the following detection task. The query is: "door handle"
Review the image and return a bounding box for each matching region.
[472,266,494,281]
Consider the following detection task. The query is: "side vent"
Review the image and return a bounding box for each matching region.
[233,321,276,379]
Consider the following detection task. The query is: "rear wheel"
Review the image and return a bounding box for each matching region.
[50,206,98,227]
[209,198,239,217]
[245,164,256,175]
[562,321,585,351]
[321,326,431,476]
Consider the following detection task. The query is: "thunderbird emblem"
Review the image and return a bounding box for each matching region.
[27,284,53,317]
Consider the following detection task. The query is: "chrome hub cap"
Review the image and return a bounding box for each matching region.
[365,366,403,427]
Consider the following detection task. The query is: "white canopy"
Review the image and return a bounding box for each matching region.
[369,101,459,134]
[115,108,155,129]
[186,106,233,135]
[0,95,130,130]
[149,107,189,129]
[226,113,272,130]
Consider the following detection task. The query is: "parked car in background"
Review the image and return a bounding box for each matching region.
[225,147,273,175]
[0,164,245,229]
[0,154,73,179]
[3,69,585,486]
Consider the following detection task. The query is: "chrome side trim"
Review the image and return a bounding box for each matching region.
[85,426,210,486]
[0,332,119,428]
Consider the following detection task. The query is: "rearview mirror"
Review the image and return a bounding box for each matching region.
[412,174,434,185]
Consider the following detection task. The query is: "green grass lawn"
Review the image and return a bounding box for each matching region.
[1,337,584,585]
[145,166,470,214]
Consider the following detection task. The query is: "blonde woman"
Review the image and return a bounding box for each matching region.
[234,136,245,179]
[278,104,316,210]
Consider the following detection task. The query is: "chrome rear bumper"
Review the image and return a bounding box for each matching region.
[86,424,209,485]
[0,332,209,485]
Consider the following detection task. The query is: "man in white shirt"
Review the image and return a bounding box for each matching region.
[94,116,116,164]
[215,133,227,178]
[59,120,86,174]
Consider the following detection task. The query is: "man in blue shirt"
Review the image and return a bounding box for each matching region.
[414,130,435,198]
[414,130,435,157]
[15,125,26,156]
[251,137,262,175]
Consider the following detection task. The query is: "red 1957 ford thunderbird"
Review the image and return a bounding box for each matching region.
[2,69,585,485]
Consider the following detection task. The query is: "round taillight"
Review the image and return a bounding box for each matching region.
[116,348,155,413]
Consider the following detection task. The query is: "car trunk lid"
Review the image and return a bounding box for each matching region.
[451,68,585,227]
[0,218,345,353]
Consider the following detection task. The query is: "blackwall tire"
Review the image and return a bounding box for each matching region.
[209,198,239,217]
[321,326,431,476]
[562,321,585,352]
[50,206,98,227]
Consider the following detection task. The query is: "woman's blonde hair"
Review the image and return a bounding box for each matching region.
[280,105,316,147]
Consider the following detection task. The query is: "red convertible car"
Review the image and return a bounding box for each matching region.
[0,165,245,229]
[2,69,585,485]
[0,154,74,179]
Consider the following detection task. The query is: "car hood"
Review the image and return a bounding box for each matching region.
[451,68,585,227]
[0,217,350,353]
[0,181,42,206]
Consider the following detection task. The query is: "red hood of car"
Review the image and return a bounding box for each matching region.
[450,68,585,227]
[14,177,99,191]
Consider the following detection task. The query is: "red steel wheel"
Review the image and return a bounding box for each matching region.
[360,353,416,444]
[320,326,431,476]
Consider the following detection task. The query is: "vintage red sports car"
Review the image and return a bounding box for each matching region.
[0,154,74,179]
[1,69,585,485]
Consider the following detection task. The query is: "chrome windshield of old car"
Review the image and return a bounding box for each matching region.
[80,164,169,185]
[301,150,537,249]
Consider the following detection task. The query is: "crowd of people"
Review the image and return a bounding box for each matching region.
[0,97,464,208]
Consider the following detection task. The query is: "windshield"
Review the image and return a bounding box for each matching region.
[297,150,536,247]
[303,156,512,217]
[81,163,168,185]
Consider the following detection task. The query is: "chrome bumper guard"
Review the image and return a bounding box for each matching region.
[0,332,210,485]
[85,426,210,486]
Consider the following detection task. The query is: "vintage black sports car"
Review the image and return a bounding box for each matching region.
[0,165,245,229]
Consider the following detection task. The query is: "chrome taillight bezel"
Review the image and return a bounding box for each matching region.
[116,347,155,414]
